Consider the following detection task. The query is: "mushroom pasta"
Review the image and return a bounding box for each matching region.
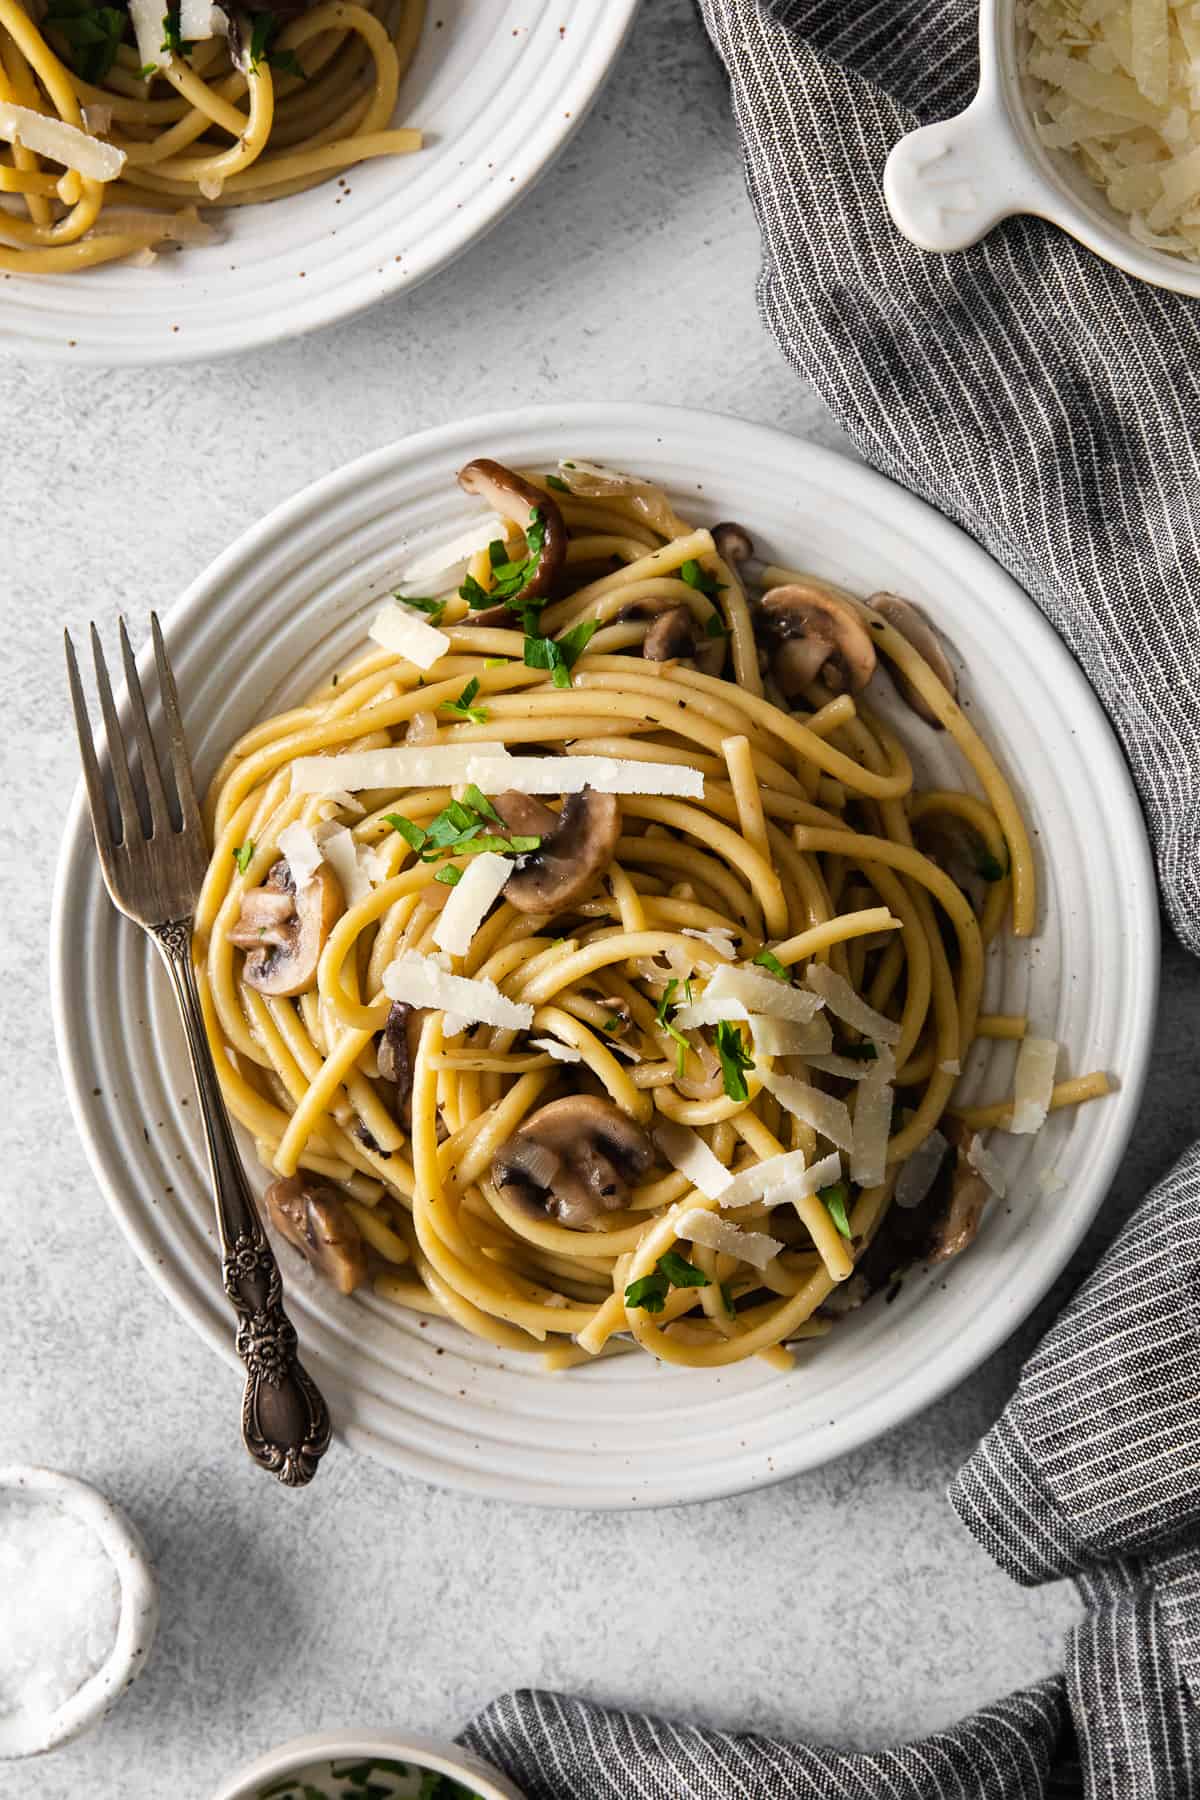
[195,457,1112,1373]
[0,0,422,272]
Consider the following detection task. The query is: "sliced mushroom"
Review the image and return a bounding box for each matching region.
[377,999,424,1128]
[492,1095,655,1228]
[642,603,726,677]
[850,1119,991,1297]
[866,592,957,727]
[757,582,877,699]
[555,461,681,539]
[265,1174,368,1294]
[494,787,621,914]
[712,520,754,569]
[227,857,343,997]
[457,458,568,614]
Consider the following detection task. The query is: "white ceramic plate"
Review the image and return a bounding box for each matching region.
[51,402,1160,1507]
[1,1,639,365]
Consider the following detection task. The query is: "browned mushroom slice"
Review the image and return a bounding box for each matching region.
[494,787,620,914]
[712,521,754,568]
[227,857,343,998]
[492,1095,655,1229]
[641,602,726,677]
[866,592,957,727]
[757,582,877,698]
[265,1174,368,1294]
[555,462,681,539]
[457,458,568,610]
[377,999,425,1128]
[849,1120,992,1299]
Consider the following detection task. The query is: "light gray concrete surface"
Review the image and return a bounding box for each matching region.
[2,2,1198,1793]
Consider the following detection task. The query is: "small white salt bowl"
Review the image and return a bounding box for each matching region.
[0,1465,159,1759]
[212,1729,526,1800]
[884,0,1200,297]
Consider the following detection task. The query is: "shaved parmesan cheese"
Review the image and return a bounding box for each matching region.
[758,1071,854,1151]
[276,821,323,889]
[127,0,166,70]
[316,789,366,820]
[320,825,371,905]
[681,927,737,959]
[895,1129,949,1210]
[1011,1036,1059,1133]
[804,1053,878,1081]
[849,1058,893,1189]
[748,1013,833,1058]
[382,950,533,1030]
[81,103,112,136]
[0,102,125,181]
[179,0,224,37]
[394,515,509,593]
[673,963,825,1031]
[292,746,512,794]
[938,1058,962,1076]
[432,851,511,956]
[501,756,704,798]
[805,962,902,1045]
[528,1036,582,1063]
[405,709,438,746]
[720,1147,841,1211]
[967,1133,1008,1197]
[360,843,393,884]
[1039,1164,1068,1195]
[676,1207,782,1270]
[368,599,451,672]
[654,1121,732,1200]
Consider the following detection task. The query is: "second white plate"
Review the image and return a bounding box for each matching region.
[51,402,1159,1506]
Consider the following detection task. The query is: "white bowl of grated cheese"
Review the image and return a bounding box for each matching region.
[884,0,1200,292]
[0,1465,159,1760]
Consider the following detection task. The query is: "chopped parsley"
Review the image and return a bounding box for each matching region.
[394,592,446,626]
[752,947,790,981]
[820,1181,854,1240]
[248,8,305,76]
[42,0,126,83]
[601,1013,624,1034]
[433,864,462,886]
[461,783,501,822]
[624,1250,710,1314]
[977,848,1007,882]
[720,1281,737,1317]
[159,7,193,55]
[654,977,690,1077]
[384,813,427,853]
[386,798,538,865]
[523,617,597,690]
[460,506,547,624]
[439,677,489,724]
[232,841,255,875]
[715,1019,754,1101]
[545,473,570,493]
[704,611,731,639]
[260,1761,485,1800]
[679,557,724,599]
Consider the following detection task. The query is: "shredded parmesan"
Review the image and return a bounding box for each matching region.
[720,1147,841,1211]
[292,747,511,794]
[673,963,825,1031]
[319,825,371,906]
[394,515,509,593]
[675,1208,782,1270]
[681,927,737,959]
[127,0,167,71]
[758,1071,854,1151]
[967,1133,1008,1197]
[179,0,223,37]
[1011,1036,1059,1134]
[894,1129,949,1210]
[382,950,533,1030]
[654,1121,732,1200]
[432,852,511,956]
[501,756,704,798]
[276,822,323,889]
[804,961,902,1045]
[0,102,125,181]
[368,599,451,672]
[748,1013,833,1058]
[528,1037,582,1063]
[849,1053,895,1190]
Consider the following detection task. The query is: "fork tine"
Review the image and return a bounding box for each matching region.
[151,612,202,836]
[118,616,170,835]
[65,629,116,868]
[91,622,145,845]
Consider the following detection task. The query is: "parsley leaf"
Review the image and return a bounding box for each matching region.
[624,1270,668,1313]
[461,784,501,822]
[977,849,1007,882]
[523,617,597,690]
[679,557,725,599]
[704,611,730,639]
[658,1249,710,1289]
[655,979,679,1025]
[820,1181,854,1240]
[434,864,462,886]
[654,978,690,1077]
[439,677,489,724]
[545,473,570,493]
[394,592,446,626]
[720,1281,737,1317]
[248,7,304,75]
[384,814,427,853]
[460,507,548,618]
[232,841,254,874]
[752,947,790,981]
[42,0,126,83]
[601,1013,624,1034]
[160,7,194,56]
[715,1020,754,1101]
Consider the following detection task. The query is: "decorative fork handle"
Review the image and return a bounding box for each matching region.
[150,919,332,1487]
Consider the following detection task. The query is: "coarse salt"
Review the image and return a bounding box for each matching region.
[0,1494,120,1723]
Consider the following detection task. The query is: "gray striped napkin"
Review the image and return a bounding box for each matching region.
[463,0,1200,1791]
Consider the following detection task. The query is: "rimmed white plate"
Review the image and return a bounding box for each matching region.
[50,403,1160,1507]
[1,1,639,365]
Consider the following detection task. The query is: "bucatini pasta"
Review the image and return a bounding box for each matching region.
[194,456,1112,1374]
[0,0,422,272]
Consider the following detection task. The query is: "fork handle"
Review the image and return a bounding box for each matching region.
[151,919,332,1488]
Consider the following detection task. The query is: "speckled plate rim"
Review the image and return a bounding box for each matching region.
[0,0,641,366]
[50,402,1160,1507]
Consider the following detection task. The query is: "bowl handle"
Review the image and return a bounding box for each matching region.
[884,92,1041,252]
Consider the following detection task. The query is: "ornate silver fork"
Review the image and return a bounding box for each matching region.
[66,615,331,1488]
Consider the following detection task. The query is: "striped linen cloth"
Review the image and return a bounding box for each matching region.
[462,0,1200,1791]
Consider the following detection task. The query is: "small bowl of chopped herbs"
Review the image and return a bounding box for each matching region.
[212,1731,524,1800]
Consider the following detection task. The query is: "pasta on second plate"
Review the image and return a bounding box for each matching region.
[195,456,1111,1373]
[0,0,422,272]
